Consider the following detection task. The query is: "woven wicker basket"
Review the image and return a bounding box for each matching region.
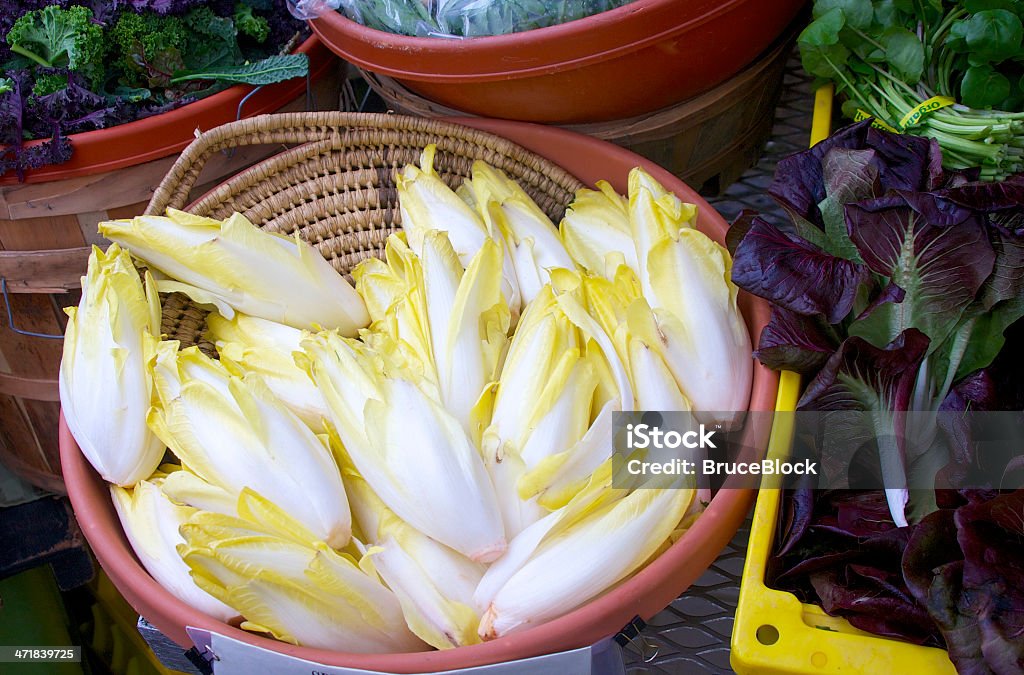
[144,111,586,350]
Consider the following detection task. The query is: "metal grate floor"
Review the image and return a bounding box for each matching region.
[621,55,815,675]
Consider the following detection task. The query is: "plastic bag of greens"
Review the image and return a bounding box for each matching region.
[317,0,634,37]
[436,0,630,37]
[336,0,444,35]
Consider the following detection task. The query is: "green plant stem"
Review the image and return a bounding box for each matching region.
[9,45,51,68]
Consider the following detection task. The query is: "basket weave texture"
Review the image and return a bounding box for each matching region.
[144,112,586,351]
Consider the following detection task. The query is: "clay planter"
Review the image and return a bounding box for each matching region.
[61,115,780,672]
[310,0,804,124]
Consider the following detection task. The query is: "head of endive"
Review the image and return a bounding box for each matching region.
[640,228,753,420]
[420,231,509,436]
[300,332,506,563]
[207,313,328,433]
[346,470,484,649]
[111,480,237,622]
[469,161,574,305]
[60,243,165,487]
[148,342,351,548]
[560,181,638,280]
[396,145,489,266]
[99,210,368,335]
[178,515,427,653]
[477,478,695,640]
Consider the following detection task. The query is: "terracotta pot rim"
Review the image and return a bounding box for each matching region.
[310,0,748,82]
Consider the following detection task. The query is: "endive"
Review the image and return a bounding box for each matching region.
[347,471,484,649]
[111,480,237,622]
[206,313,329,432]
[481,285,586,538]
[147,342,351,548]
[468,161,574,305]
[628,167,752,420]
[99,209,369,334]
[478,478,695,639]
[560,181,637,280]
[179,514,427,653]
[60,243,164,486]
[419,232,508,436]
[396,146,522,316]
[299,331,506,563]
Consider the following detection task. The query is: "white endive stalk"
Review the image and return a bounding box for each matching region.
[99,209,368,334]
[396,146,522,317]
[560,181,638,280]
[148,343,351,548]
[478,484,694,640]
[300,332,506,563]
[517,400,617,511]
[179,516,427,653]
[347,472,484,649]
[625,300,692,412]
[421,232,509,437]
[474,460,626,613]
[111,480,236,622]
[628,168,752,422]
[468,162,574,306]
[60,243,164,486]
[207,313,329,433]
[481,286,588,538]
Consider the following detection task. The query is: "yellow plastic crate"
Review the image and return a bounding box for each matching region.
[730,87,957,675]
[86,571,191,675]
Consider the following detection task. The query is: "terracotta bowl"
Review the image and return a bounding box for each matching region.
[309,0,804,123]
[61,118,779,672]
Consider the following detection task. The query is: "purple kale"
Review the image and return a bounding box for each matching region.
[0,70,73,180]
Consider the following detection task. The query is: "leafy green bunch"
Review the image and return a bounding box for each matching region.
[799,0,1024,180]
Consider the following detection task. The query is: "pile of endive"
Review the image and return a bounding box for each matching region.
[59,146,752,653]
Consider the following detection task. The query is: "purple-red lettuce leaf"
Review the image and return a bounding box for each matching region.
[817,147,878,262]
[768,120,947,230]
[940,214,1024,388]
[798,330,930,526]
[731,216,872,324]
[755,306,839,374]
[777,486,816,556]
[845,194,996,353]
[954,491,1024,674]
[798,330,930,412]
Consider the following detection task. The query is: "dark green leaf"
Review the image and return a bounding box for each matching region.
[799,8,847,49]
[964,0,1022,13]
[963,9,1023,64]
[946,19,970,52]
[872,0,901,29]
[170,54,309,86]
[813,0,873,29]
[799,9,851,78]
[881,26,925,82]
[961,64,1012,107]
